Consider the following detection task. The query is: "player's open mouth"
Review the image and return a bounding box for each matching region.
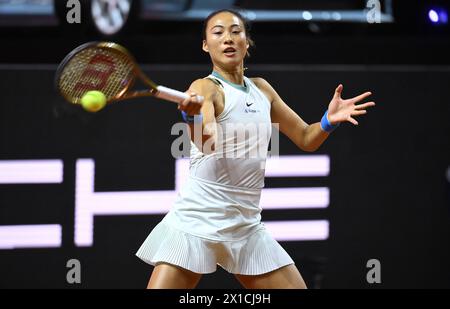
[223,47,236,56]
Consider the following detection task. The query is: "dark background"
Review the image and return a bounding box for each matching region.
[0,0,450,288]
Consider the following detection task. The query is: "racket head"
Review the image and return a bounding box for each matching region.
[55,41,141,106]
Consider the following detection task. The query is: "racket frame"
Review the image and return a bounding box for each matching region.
[55,41,191,106]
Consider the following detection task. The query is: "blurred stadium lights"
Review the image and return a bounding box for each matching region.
[0,0,134,33]
[0,0,54,14]
[140,0,394,23]
[0,0,448,37]
[0,0,394,30]
[0,0,57,25]
[428,7,448,25]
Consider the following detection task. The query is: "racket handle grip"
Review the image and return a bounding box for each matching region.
[156,86,204,104]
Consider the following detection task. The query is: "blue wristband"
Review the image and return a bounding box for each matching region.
[320,110,340,133]
[181,111,203,124]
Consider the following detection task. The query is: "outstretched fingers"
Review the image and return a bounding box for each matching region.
[350,91,372,104]
[351,109,367,116]
[355,101,376,110]
[348,116,359,125]
[349,100,376,124]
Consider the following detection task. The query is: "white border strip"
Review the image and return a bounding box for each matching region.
[266,155,329,177]
[0,160,63,184]
[264,220,329,241]
[0,224,62,249]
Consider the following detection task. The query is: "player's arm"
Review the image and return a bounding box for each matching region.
[252,77,330,152]
[178,78,219,154]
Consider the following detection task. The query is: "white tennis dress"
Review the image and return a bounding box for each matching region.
[136,71,294,275]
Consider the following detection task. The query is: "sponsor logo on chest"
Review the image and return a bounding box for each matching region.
[244,101,260,113]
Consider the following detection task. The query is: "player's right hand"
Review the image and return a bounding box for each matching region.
[178,92,204,115]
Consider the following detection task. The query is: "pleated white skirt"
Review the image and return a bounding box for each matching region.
[135,219,294,275]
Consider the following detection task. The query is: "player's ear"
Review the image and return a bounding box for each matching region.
[202,40,209,53]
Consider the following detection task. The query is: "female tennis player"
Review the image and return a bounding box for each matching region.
[136,9,375,289]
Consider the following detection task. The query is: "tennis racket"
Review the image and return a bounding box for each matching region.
[55,41,203,109]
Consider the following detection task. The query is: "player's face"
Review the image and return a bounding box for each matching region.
[203,12,249,69]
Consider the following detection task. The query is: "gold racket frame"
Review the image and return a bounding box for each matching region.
[56,41,160,106]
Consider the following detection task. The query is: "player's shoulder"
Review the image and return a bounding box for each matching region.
[188,77,224,103]
[249,77,276,104]
[190,77,223,93]
[249,77,272,91]
[249,76,276,98]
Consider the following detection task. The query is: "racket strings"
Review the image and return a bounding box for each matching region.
[59,46,135,104]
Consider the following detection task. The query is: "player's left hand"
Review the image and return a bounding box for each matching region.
[327,84,376,125]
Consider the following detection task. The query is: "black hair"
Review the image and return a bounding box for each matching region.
[202,9,255,56]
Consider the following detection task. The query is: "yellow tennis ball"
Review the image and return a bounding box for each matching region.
[80,91,107,112]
